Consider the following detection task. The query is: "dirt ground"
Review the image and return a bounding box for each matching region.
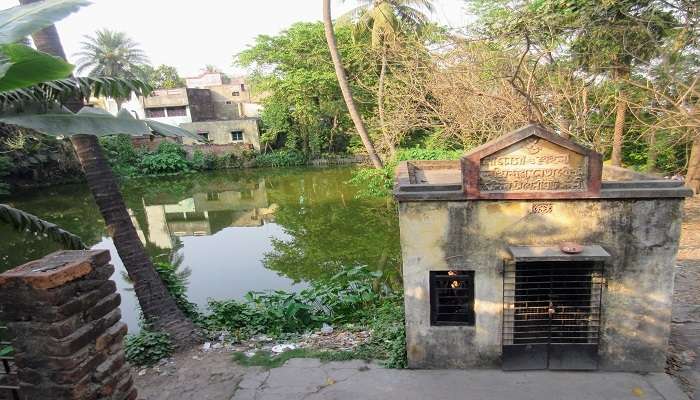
[669,196,700,399]
[133,347,245,400]
[133,196,700,400]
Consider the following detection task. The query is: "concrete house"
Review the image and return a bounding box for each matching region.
[394,124,692,372]
[140,74,262,150]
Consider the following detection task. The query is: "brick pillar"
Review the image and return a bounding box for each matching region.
[0,250,136,400]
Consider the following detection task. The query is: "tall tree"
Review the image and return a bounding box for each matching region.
[342,0,433,157]
[554,1,674,165]
[323,0,383,169]
[74,29,149,108]
[142,64,185,89]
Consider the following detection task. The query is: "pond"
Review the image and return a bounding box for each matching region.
[0,167,401,331]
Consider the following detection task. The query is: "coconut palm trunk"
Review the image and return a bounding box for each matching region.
[323,0,383,169]
[18,0,84,112]
[377,42,395,158]
[70,134,200,347]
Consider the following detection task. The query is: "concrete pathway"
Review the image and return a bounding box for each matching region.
[231,358,688,400]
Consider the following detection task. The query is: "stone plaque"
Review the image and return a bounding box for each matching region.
[479,137,587,193]
[461,125,602,199]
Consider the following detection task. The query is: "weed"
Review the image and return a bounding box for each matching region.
[124,328,173,367]
[231,348,371,369]
[255,149,307,167]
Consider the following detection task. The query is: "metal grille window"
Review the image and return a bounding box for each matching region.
[430,270,475,326]
[145,107,165,118]
[165,106,187,117]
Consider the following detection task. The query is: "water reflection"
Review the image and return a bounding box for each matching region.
[0,167,401,330]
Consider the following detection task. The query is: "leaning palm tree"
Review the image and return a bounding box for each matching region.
[322,0,383,169]
[341,0,433,157]
[74,29,149,108]
[0,0,201,348]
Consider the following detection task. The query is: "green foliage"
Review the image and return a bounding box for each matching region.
[394,147,462,161]
[0,155,9,195]
[0,43,74,91]
[75,28,149,81]
[205,266,383,339]
[255,149,307,167]
[100,134,141,176]
[139,141,191,175]
[141,64,184,89]
[237,22,374,155]
[209,265,406,367]
[0,0,88,45]
[0,76,152,108]
[231,348,372,369]
[348,167,394,198]
[190,149,217,171]
[0,0,86,92]
[1,107,150,137]
[358,293,406,368]
[124,328,173,367]
[349,147,463,197]
[153,262,200,322]
[0,203,87,250]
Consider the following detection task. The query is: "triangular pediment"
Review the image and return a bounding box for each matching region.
[461,125,602,199]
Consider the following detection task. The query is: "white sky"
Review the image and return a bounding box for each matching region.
[0,0,472,77]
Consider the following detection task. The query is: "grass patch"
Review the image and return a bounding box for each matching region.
[231,348,373,369]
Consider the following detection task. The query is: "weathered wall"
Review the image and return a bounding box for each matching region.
[399,198,683,371]
[186,88,216,122]
[180,119,260,150]
[143,88,188,108]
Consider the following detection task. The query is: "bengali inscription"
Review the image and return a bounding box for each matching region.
[479,138,587,193]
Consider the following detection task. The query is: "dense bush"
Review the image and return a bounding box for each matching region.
[100,137,270,177]
[124,328,173,367]
[394,148,462,161]
[350,147,463,198]
[99,135,141,177]
[154,262,200,322]
[139,142,191,175]
[205,265,406,367]
[190,149,217,171]
[205,266,384,338]
[254,149,307,167]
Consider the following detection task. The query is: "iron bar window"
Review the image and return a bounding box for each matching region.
[430,270,475,326]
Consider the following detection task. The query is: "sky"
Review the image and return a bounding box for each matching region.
[0,0,472,77]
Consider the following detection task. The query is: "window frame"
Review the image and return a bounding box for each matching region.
[429,270,476,326]
[230,131,244,142]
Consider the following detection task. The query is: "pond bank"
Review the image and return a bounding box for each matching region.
[1,167,402,332]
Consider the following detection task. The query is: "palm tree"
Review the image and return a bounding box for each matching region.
[322,0,383,169]
[74,29,149,108]
[17,0,84,112]
[0,0,202,347]
[342,0,433,157]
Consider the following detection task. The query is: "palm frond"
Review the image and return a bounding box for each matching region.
[0,76,153,107]
[0,203,87,250]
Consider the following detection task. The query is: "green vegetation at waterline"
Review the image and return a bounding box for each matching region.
[127,263,407,368]
[124,328,173,367]
[98,135,322,179]
[349,147,463,198]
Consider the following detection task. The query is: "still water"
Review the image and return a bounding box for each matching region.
[0,167,401,330]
